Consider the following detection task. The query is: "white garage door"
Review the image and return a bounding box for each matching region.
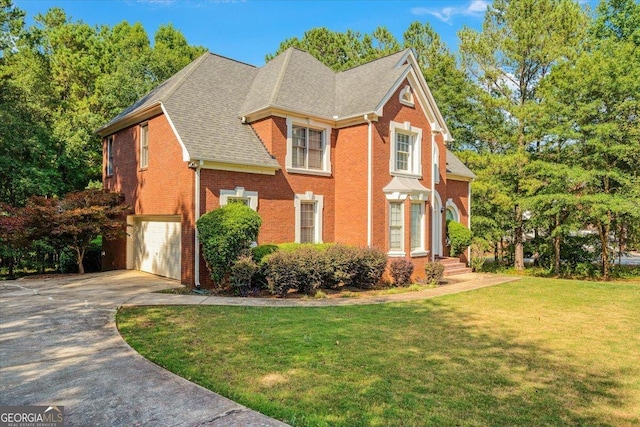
[133,217,181,280]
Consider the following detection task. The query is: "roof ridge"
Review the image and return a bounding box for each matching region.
[209,52,258,68]
[338,48,410,74]
[268,47,293,106]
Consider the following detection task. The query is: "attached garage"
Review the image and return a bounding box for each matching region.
[127,216,182,280]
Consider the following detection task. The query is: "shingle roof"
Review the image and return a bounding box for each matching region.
[446,149,476,180]
[99,47,452,170]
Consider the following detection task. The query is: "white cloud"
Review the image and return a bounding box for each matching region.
[411,0,489,23]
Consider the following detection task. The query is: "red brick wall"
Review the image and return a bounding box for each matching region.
[102,113,196,284]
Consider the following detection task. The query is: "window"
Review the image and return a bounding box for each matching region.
[140,123,149,169]
[396,133,411,171]
[106,136,114,176]
[410,203,422,251]
[294,192,323,243]
[299,202,315,243]
[433,143,440,184]
[389,202,404,255]
[390,121,422,177]
[446,200,460,223]
[220,187,258,210]
[399,85,414,107]
[286,117,331,175]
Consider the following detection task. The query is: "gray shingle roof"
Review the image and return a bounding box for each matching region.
[446,149,476,180]
[99,47,453,171]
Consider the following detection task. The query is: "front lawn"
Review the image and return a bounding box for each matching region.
[117,277,640,426]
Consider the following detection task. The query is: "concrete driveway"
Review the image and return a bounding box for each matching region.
[0,270,288,427]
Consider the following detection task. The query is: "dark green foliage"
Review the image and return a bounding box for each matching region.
[447,221,472,256]
[230,254,259,297]
[59,236,102,274]
[424,262,445,283]
[197,203,261,286]
[262,244,388,296]
[389,258,414,286]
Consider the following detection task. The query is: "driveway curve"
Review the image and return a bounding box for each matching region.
[0,271,288,427]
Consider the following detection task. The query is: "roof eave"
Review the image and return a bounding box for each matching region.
[96,102,163,137]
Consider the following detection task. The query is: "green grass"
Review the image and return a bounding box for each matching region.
[117,277,640,426]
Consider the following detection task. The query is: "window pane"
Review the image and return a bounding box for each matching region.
[396,133,410,171]
[308,129,322,150]
[390,203,403,251]
[292,126,306,147]
[140,124,149,168]
[228,197,250,206]
[300,202,315,243]
[293,146,306,167]
[411,203,422,250]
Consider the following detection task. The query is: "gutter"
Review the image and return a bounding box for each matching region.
[365,114,373,247]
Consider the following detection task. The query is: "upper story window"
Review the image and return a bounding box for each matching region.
[106,136,114,176]
[140,123,149,169]
[390,121,422,178]
[286,117,331,176]
[399,85,414,107]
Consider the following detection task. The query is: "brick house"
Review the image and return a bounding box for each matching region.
[97,48,475,286]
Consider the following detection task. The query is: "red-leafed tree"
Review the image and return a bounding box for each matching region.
[0,204,29,279]
[48,190,129,274]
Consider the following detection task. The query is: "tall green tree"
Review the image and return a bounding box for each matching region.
[538,0,640,278]
[458,0,587,270]
[149,23,206,84]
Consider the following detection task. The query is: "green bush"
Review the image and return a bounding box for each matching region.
[348,247,388,289]
[447,221,472,256]
[470,238,491,272]
[262,244,388,295]
[263,250,304,297]
[389,258,414,286]
[197,203,261,286]
[424,261,445,283]
[230,254,259,296]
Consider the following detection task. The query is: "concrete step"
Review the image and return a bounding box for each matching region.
[436,257,472,276]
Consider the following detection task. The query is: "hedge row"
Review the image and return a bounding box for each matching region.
[258,244,387,297]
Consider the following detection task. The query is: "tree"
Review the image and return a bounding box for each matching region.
[197,203,262,286]
[538,27,640,278]
[149,23,206,84]
[46,190,129,274]
[458,0,587,270]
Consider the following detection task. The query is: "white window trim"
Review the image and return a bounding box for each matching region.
[410,202,429,257]
[294,192,323,243]
[106,136,114,176]
[446,199,460,223]
[399,85,415,107]
[389,120,422,178]
[220,187,258,211]
[286,117,332,176]
[388,201,405,257]
[140,122,149,170]
[433,142,440,184]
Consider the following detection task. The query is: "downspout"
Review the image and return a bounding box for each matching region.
[364,114,373,247]
[431,132,436,262]
[194,159,203,288]
[467,182,472,267]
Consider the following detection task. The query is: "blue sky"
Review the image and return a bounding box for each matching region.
[14,0,593,66]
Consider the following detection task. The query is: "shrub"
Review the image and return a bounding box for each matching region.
[262,244,388,294]
[448,221,472,256]
[197,203,261,286]
[470,238,491,272]
[250,244,279,290]
[424,261,445,283]
[230,255,259,296]
[262,250,303,297]
[349,247,388,289]
[389,258,414,286]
